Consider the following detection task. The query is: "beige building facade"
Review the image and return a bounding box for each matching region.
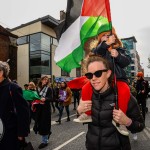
[11,15,80,88]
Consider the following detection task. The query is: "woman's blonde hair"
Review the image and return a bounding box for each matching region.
[28,82,36,90]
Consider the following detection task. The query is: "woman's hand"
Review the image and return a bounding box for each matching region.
[113,109,132,126]
[77,99,92,115]
[18,137,24,140]
[41,97,46,102]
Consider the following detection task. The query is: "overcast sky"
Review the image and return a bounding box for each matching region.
[0,0,150,76]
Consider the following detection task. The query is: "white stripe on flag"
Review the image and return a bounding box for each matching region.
[54,16,88,62]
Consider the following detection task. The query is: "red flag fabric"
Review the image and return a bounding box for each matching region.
[67,76,89,89]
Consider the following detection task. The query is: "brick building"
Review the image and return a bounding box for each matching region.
[0,25,18,80]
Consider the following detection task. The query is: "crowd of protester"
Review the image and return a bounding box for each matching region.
[0,59,149,150]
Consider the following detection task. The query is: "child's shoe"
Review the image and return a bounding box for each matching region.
[112,120,129,136]
[73,113,92,123]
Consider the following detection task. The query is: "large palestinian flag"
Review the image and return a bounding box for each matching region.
[54,0,112,73]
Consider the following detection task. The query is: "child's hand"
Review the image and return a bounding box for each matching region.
[105,35,116,45]
[110,49,119,58]
[77,99,92,114]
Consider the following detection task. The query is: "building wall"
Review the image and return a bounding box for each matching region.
[17,44,29,87]
[121,37,139,80]
[11,22,77,87]
[51,44,61,76]
[9,45,17,80]
[11,22,42,36]
[0,25,17,80]
[0,34,9,61]
[41,24,56,37]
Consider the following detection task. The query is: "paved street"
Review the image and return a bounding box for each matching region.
[28,98,150,150]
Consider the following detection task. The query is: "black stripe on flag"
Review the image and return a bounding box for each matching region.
[54,0,83,41]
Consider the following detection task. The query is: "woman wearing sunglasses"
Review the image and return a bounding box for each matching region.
[77,56,144,150]
[74,28,131,135]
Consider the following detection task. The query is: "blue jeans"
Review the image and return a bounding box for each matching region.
[42,135,48,144]
[58,104,70,121]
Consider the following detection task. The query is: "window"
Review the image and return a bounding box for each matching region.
[17,36,28,45]
[30,57,41,66]
[30,33,41,51]
[76,67,81,77]
[128,43,133,49]
[131,72,135,77]
[128,40,134,49]
[41,33,50,52]
[131,53,135,58]
[61,70,70,76]
[131,59,135,64]
[131,66,135,70]
[29,33,51,80]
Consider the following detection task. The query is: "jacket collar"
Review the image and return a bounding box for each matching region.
[0,79,10,88]
[93,86,113,98]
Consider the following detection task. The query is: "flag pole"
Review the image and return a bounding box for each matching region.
[107,0,119,127]
[109,28,119,106]
[106,0,119,110]
[110,28,120,129]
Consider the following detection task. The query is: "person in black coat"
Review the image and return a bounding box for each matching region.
[136,72,148,121]
[34,76,53,149]
[0,61,30,150]
[53,82,61,112]
[72,88,80,110]
[77,56,145,150]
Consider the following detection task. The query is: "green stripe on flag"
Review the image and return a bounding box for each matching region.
[80,16,112,46]
[56,45,84,73]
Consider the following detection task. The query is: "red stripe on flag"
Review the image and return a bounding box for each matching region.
[81,0,111,22]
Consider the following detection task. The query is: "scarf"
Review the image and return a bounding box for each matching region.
[38,86,48,98]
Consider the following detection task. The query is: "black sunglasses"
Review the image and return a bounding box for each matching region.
[85,69,108,79]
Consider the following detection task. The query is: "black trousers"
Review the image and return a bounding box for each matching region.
[137,94,147,121]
